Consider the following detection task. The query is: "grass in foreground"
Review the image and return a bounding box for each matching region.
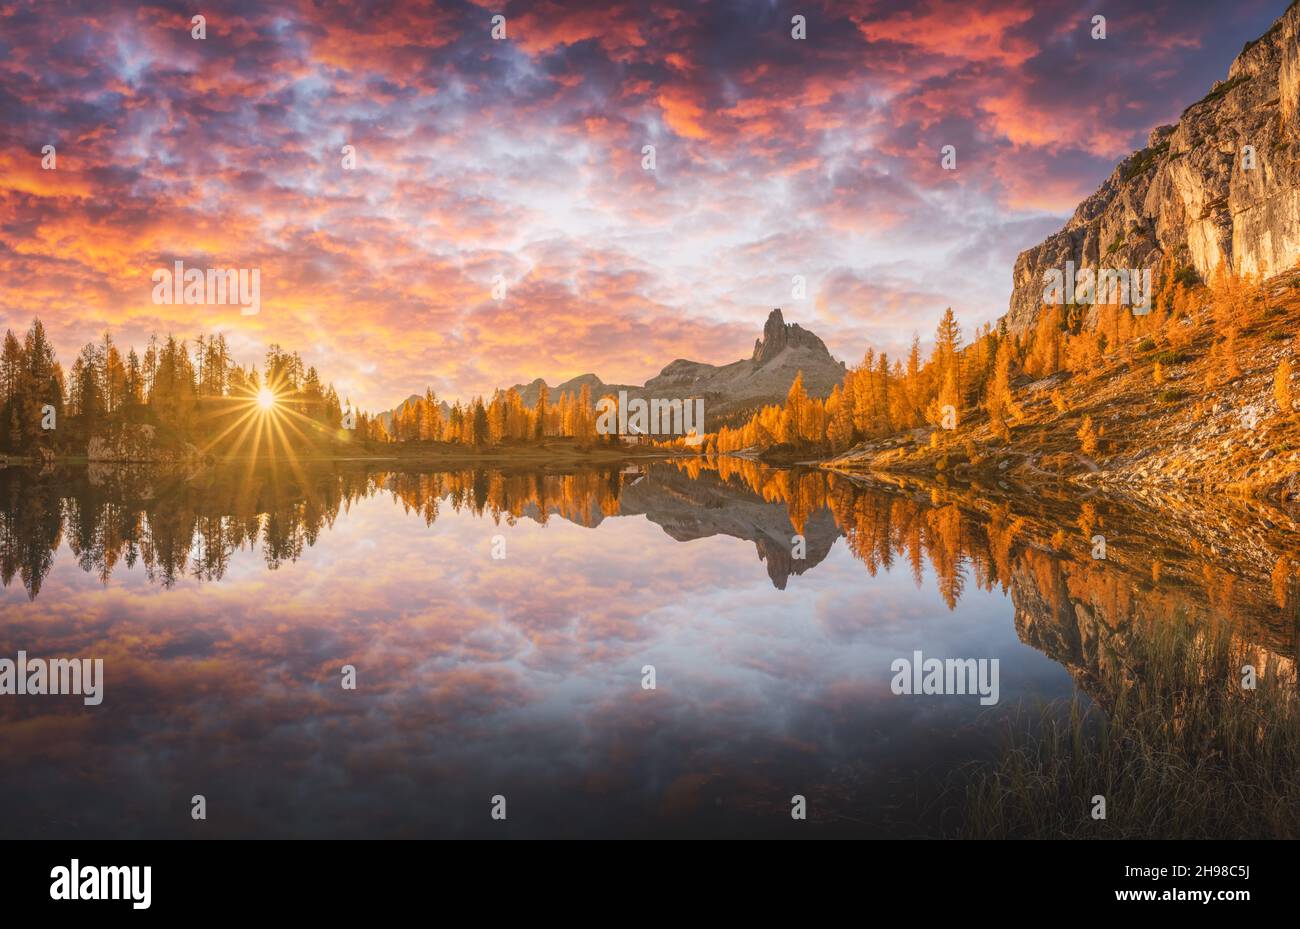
[949,616,1300,838]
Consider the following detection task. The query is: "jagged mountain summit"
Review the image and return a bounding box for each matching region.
[638,308,846,425]
[1006,0,1300,333]
[750,306,836,365]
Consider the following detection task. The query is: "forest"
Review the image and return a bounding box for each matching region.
[0,324,352,456]
[0,321,612,456]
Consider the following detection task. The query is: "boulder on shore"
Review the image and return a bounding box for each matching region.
[87,424,201,464]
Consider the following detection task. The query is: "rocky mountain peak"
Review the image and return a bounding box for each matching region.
[751,308,832,365]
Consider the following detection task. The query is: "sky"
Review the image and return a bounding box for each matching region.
[0,0,1286,410]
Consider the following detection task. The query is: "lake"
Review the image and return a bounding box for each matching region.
[0,458,1292,837]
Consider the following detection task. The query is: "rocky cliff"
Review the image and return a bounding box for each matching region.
[750,307,834,365]
[1007,1,1300,333]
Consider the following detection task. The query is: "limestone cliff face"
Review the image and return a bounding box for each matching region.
[1007,1,1300,333]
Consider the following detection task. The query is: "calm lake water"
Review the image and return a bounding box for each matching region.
[0,458,1290,837]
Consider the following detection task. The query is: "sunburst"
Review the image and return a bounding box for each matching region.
[190,376,351,511]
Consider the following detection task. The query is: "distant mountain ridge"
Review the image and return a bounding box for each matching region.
[505,373,639,410]
[378,395,450,433]
[381,308,846,430]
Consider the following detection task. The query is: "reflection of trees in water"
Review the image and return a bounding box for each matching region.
[0,461,1295,672]
[382,468,622,529]
[673,457,1295,669]
[0,473,62,599]
[0,464,633,597]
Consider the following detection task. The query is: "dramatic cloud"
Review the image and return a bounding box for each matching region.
[0,0,1283,409]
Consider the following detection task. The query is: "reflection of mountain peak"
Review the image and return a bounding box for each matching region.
[617,465,838,589]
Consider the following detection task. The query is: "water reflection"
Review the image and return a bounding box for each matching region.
[0,459,1294,837]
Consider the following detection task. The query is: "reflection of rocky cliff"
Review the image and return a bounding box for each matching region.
[618,465,839,589]
[1008,557,1115,699]
[819,465,1299,710]
[1009,551,1297,707]
[860,468,1300,703]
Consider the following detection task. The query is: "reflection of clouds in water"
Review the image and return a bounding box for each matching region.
[0,482,1073,838]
